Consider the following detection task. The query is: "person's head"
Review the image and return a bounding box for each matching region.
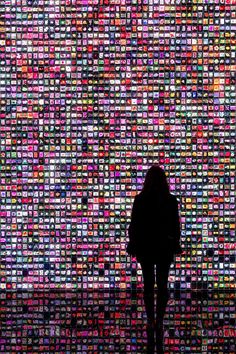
[142,164,170,198]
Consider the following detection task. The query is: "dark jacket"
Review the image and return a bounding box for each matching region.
[127,192,183,263]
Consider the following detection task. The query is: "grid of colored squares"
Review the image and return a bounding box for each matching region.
[0,0,235,293]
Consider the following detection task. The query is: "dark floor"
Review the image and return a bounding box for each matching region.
[0,290,235,354]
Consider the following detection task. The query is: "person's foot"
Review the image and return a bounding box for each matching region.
[156,346,164,354]
[156,338,164,354]
[146,321,155,354]
[146,338,155,354]
[147,345,155,354]
[155,322,164,354]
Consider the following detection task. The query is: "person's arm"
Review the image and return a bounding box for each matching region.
[172,197,183,254]
[126,196,139,256]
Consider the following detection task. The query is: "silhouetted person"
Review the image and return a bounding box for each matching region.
[127,165,183,354]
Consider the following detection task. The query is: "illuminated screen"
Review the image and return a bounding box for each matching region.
[0,0,235,352]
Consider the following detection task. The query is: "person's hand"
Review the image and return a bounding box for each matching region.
[126,242,136,257]
[175,244,183,255]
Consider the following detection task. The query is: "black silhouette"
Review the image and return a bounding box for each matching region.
[127,165,183,354]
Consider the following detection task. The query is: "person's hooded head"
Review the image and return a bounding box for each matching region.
[142,164,170,200]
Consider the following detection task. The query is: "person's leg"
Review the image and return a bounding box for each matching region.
[155,259,172,354]
[140,261,155,353]
[155,260,172,322]
[140,261,155,324]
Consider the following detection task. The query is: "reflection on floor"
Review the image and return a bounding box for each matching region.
[0,290,235,353]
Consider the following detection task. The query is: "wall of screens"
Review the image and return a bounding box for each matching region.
[0,0,235,291]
